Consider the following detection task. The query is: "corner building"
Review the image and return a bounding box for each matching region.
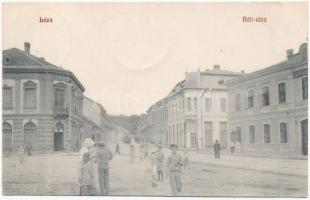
[2,42,110,153]
[226,43,308,158]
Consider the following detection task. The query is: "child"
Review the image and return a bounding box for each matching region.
[79,152,96,195]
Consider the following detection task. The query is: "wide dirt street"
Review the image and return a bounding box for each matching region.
[2,143,307,197]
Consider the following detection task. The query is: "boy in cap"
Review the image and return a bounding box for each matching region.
[167,144,183,196]
[96,142,113,195]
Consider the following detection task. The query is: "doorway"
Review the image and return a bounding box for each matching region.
[301,119,308,155]
[54,132,64,151]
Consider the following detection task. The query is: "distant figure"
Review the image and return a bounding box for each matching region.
[150,151,158,187]
[183,151,189,169]
[130,144,135,163]
[115,143,120,155]
[26,143,32,156]
[96,142,113,195]
[139,144,144,160]
[79,152,96,195]
[156,146,164,181]
[230,142,235,154]
[18,145,25,164]
[214,140,221,159]
[167,144,183,196]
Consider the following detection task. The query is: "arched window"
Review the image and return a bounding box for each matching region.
[54,122,64,151]
[3,122,12,152]
[24,122,37,150]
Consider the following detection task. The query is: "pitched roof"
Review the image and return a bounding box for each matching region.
[3,47,85,92]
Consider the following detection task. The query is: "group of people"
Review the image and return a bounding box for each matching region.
[18,143,33,164]
[78,141,113,196]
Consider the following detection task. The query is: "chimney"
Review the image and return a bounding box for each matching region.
[24,42,30,54]
[286,49,294,58]
[213,65,220,70]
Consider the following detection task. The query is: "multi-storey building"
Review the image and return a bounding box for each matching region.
[143,66,242,150]
[226,43,308,158]
[2,42,111,153]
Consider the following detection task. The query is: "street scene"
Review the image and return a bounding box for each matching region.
[2,142,307,197]
[2,2,308,197]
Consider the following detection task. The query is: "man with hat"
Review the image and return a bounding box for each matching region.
[167,144,183,196]
[96,141,113,195]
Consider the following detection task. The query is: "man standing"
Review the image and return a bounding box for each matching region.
[156,145,164,181]
[214,140,221,159]
[96,142,113,195]
[167,144,183,196]
[115,143,120,155]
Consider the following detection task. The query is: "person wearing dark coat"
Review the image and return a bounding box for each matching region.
[214,140,221,159]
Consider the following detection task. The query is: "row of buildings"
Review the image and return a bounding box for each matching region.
[138,43,308,158]
[2,42,118,153]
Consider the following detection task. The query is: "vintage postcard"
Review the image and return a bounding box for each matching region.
[1,2,308,197]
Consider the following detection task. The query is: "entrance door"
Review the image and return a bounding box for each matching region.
[3,122,12,152]
[301,119,308,155]
[54,132,64,151]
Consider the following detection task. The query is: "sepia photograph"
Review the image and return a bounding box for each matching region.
[1,2,308,197]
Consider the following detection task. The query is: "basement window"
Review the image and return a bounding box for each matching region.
[5,57,11,64]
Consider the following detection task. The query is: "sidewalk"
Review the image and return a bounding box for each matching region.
[156,145,308,177]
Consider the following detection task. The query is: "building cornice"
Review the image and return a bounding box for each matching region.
[3,66,85,92]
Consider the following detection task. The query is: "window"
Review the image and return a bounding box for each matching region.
[23,81,37,109]
[235,93,241,111]
[262,86,270,106]
[194,97,197,111]
[186,97,191,111]
[5,57,11,63]
[278,82,286,104]
[55,88,65,109]
[264,124,271,143]
[205,98,211,112]
[280,123,288,143]
[204,121,213,135]
[220,98,226,112]
[3,87,13,109]
[24,88,37,108]
[249,125,255,143]
[302,77,308,100]
[247,90,254,108]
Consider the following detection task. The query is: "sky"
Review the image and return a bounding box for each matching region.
[3,2,308,115]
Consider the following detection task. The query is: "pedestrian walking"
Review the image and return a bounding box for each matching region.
[167,144,183,196]
[26,142,32,156]
[156,145,164,181]
[150,151,158,187]
[18,145,25,164]
[214,140,221,159]
[129,144,135,163]
[96,142,113,195]
[78,152,96,196]
[115,143,120,155]
[183,151,189,169]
